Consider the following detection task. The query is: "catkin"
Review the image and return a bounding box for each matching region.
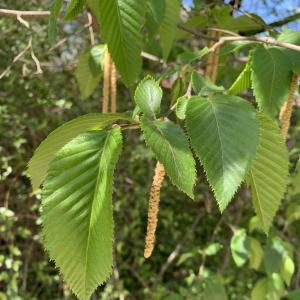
[102,47,111,113]
[144,161,165,258]
[279,73,298,139]
[205,31,221,84]
[110,62,117,113]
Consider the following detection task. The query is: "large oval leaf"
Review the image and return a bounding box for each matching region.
[251,45,292,117]
[42,128,122,300]
[186,95,259,211]
[28,113,131,191]
[140,117,196,199]
[248,113,289,233]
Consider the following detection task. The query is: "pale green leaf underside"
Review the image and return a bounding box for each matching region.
[228,59,251,95]
[97,0,146,86]
[140,117,196,199]
[249,113,289,233]
[186,95,259,211]
[159,0,180,61]
[134,77,162,118]
[28,113,131,191]
[42,128,122,300]
[251,45,292,117]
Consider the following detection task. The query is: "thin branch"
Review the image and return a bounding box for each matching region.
[0,9,50,19]
[178,24,219,41]
[209,36,300,53]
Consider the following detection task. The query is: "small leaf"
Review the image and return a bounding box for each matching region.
[281,254,295,285]
[230,229,250,267]
[64,0,86,21]
[159,0,181,61]
[204,243,223,256]
[48,0,64,44]
[228,58,251,95]
[140,117,196,198]
[251,278,269,300]
[28,113,131,191]
[134,77,162,118]
[191,71,224,95]
[42,128,122,300]
[249,238,264,270]
[178,47,209,65]
[248,113,289,233]
[75,45,106,99]
[176,96,189,120]
[251,45,292,117]
[204,278,228,300]
[186,95,259,211]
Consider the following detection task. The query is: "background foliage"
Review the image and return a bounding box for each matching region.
[1,0,300,299]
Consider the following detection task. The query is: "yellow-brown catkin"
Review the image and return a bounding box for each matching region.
[279,73,298,139]
[110,62,117,113]
[102,48,111,113]
[205,30,221,84]
[144,161,165,258]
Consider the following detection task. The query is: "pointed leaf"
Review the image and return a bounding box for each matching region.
[230,229,250,267]
[191,71,224,95]
[97,0,146,86]
[140,117,196,198]
[145,0,166,39]
[248,113,289,233]
[42,128,122,300]
[176,96,188,120]
[28,113,131,191]
[134,77,162,118]
[64,0,86,21]
[186,95,259,211]
[48,0,64,44]
[251,46,292,117]
[159,0,180,61]
[228,59,251,95]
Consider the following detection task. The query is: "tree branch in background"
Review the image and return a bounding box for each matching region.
[0,9,50,19]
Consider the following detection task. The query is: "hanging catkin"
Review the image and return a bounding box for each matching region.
[102,47,111,113]
[110,62,117,113]
[279,73,298,139]
[144,161,165,258]
[205,30,221,84]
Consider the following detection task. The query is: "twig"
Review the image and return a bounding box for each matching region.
[209,36,300,53]
[178,24,219,41]
[156,208,202,283]
[87,12,95,46]
[0,9,50,19]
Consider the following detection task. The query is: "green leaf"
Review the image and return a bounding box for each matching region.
[178,47,209,65]
[42,128,122,300]
[288,289,300,300]
[203,243,223,256]
[228,59,251,95]
[176,96,188,120]
[140,117,196,198]
[278,29,300,76]
[281,254,295,285]
[159,0,181,61]
[249,238,264,270]
[97,0,146,86]
[28,113,131,191]
[145,0,166,39]
[264,239,285,275]
[248,113,289,233]
[251,278,269,300]
[64,0,86,21]
[204,278,228,300]
[230,229,250,267]
[186,95,259,211]
[251,45,292,117]
[48,0,64,45]
[292,159,300,194]
[75,45,106,99]
[134,77,162,118]
[252,275,284,300]
[191,71,224,95]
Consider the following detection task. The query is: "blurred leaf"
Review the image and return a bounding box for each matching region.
[288,289,300,300]
[191,71,224,95]
[64,0,86,21]
[249,237,264,270]
[204,278,228,300]
[178,47,209,65]
[146,0,166,39]
[251,278,269,300]
[281,254,295,285]
[204,243,223,256]
[159,0,180,61]
[48,0,64,44]
[264,240,285,275]
[230,229,250,267]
